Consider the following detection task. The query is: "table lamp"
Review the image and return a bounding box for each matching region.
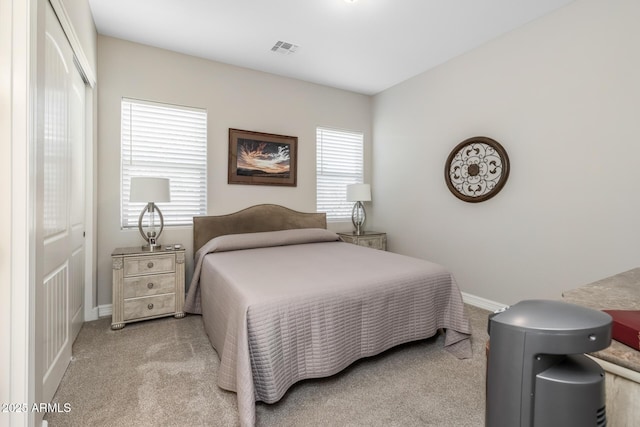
[129,177,170,250]
[346,183,371,235]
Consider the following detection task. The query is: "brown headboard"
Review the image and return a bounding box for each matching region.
[193,204,327,253]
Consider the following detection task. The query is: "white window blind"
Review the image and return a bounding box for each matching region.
[316,127,364,221]
[121,98,207,228]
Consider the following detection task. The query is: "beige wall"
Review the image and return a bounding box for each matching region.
[96,36,372,305]
[371,0,640,305]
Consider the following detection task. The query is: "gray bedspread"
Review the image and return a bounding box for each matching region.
[184,229,471,427]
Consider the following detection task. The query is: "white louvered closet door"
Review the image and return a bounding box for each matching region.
[37,2,86,404]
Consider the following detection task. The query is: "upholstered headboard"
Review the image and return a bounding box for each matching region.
[193,204,327,253]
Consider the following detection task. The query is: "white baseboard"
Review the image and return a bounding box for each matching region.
[98,304,112,318]
[84,306,99,322]
[461,292,507,312]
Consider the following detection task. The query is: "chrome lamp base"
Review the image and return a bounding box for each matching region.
[351,201,367,235]
[138,202,165,250]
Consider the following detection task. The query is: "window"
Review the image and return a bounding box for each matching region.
[316,127,364,221]
[121,98,207,228]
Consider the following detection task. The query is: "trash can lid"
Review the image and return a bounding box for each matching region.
[492,299,612,332]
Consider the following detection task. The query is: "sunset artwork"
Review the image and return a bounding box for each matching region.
[236,138,290,178]
[228,129,297,186]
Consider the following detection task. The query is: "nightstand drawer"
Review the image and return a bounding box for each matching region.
[124,254,175,277]
[338,232,387,251]
[360,238,384,250]
[124,293,176,321]
[124,273,176,298]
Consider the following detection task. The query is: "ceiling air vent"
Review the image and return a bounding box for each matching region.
[271,40,299,55]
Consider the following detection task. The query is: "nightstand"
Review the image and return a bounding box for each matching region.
[338,231,387,251]
[111,245,186,330]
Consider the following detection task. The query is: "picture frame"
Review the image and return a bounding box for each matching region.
[228,128,298,186]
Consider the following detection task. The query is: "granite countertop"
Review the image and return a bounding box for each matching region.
[562,267,640,373]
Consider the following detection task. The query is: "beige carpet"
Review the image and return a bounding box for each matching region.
[45,305,490,427]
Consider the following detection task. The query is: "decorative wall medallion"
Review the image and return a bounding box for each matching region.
[445,136,510,203]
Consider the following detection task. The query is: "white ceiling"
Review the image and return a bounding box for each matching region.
[88,0,575,95]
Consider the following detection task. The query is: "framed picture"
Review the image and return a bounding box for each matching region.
[228,128,298,186]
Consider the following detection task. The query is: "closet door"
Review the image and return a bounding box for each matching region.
[37,2,86,404]
[69,50,86,342]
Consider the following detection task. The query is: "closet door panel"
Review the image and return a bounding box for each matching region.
[38,2,86,404]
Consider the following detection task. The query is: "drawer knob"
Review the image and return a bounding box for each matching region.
[147,282,154,289]
[147,262,154,268]
[147,303,154,310]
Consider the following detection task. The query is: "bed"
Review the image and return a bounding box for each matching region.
[184,204,472,426]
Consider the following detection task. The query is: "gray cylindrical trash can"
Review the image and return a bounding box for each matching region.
[486,299,612,427]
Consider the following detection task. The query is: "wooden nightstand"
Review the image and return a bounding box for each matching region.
[111,245,186,330]
[338,231,387,251]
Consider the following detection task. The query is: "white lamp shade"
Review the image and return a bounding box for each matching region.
[346,183,371,202]
[129,177,171,203]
